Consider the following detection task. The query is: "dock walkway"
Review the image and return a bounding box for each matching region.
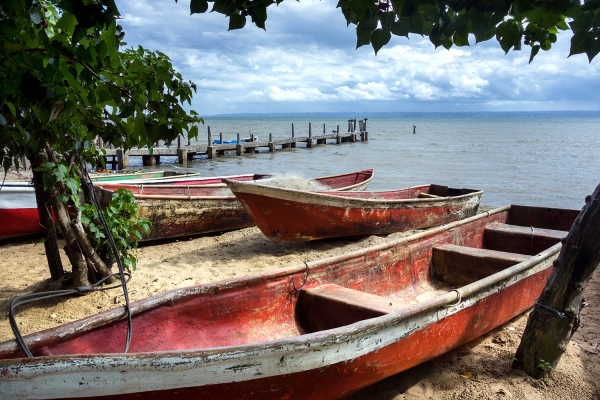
[102,120,368,170]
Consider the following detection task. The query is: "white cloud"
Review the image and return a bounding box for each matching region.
[117,0,600,115]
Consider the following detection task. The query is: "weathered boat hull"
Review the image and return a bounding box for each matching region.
[0,205,579,399]
[225,181,483,242]
[96,170,374,241]
[0,185,41,239]
[90,170,201,183]
[0,171,198,240]
[151,168,374,190]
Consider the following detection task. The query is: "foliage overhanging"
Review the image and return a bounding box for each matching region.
[185,0,600,62]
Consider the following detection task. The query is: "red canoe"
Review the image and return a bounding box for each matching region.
[224,180,483,242]
[0,205,578,399]
[96,169,374,241]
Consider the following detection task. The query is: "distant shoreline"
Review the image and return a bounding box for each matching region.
[205,110,600,118]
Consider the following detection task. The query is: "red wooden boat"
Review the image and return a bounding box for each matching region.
[96,170,374,241]
[0,205,577,399]
[0,171,199,240]
[224,181,483,242]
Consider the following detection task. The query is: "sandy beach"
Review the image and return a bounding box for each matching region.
[1,168,598,399]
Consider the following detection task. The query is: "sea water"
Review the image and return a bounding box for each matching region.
[132,111,600,210]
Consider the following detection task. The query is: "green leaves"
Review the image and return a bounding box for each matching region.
[190,0,209,14]
[229,14,247,30]
[569,5,600,62]
[371,29,392,54]
[356,28,372,48]
[81,188,151,273]
[496,20,521,54]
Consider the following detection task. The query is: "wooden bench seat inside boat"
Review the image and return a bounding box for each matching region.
[432,244,529,286]
[296,283,409,333]
[296,283,450,333]
[484,222,568,255]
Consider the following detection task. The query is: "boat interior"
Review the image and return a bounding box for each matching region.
[324,184,482,200]
[0,206,578,359]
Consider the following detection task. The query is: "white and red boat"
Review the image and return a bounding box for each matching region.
[0,204,578,399]
[0,183,41,239]
[0,170,199,240]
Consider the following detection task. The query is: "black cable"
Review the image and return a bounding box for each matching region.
[8,164,135,357]
[82,168,133,353]
[9,272,131,357]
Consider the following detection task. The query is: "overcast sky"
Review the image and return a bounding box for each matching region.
[117,0,600,116]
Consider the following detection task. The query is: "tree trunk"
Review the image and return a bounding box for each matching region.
[71,210,114,282]
[30,154,64,280]
[46,186,91,288]
[513,183,600,378]
[40,149,117,287]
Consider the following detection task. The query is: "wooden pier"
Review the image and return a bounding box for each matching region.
[102,120,368,170]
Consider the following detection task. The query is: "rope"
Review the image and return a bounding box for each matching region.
[534,299,568,320]
[444,289,462,307]
[289,262,310,297]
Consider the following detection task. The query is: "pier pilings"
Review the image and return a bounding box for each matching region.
[102,119,369,170]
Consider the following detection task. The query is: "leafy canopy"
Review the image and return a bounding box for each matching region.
[185,0,600,62]
[1,0,202,174]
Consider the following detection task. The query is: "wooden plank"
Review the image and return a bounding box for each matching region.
[508,205,579,231]
[297,283,408,333]
[484,222,568,255]
[432,244,529,286]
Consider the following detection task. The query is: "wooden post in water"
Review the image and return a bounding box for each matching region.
[309,123,312,138]
[142,155,160,166]
[177,135,181,149]
[269,133,275,152]
[336,125,341,144]
[292,123,294,138]
[220,132,223,145]
[116,149,129,170]
[177,148,188,166]
[206,127,216,159]
[236,133,243,156]
[323,124,326,135]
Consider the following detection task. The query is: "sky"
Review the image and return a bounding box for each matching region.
[117,1,600,116]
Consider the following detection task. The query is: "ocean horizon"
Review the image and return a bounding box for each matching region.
[133,111,600,211]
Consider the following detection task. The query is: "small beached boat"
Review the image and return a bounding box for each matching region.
[95,170,374,241]
[0,205,578,399]
[225,181,483,242]
[90,170,201,183]
[0,171,199,240]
